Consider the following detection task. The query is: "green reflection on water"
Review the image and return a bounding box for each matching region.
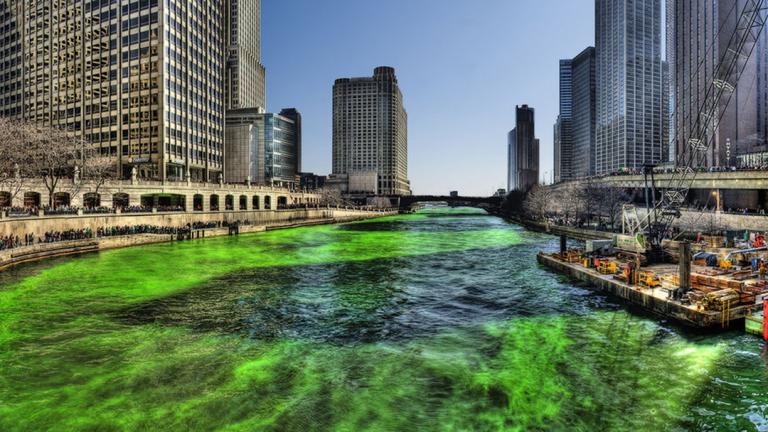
[0,210,761,431]
[0,313,723,431]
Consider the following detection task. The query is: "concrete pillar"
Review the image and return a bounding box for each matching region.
[184,193,194,212]
[101,194,114,209]
[11,193,23,208]
[560,235,567,255]
[129,193,142,208]
[203,194,211,212]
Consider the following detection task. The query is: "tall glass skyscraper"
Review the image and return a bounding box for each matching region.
[595,0,669,174]
[571,47,598,178]
[555,47,597,182]
[508,105,539,192]
[669,0,768,168]
[554,59,573,183]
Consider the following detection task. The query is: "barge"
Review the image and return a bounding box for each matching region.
[537,252,754,329]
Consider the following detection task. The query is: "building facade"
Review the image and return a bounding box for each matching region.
[225,0,266,111]
[0,0,276,183]
[331,67,410,196]
[507,105,539,192]
[279,108,302,173]
[554,59,573,183]
[670,0,768,167]
[596,0,669,174]
[225,109,300,188]
[571,47,597,178]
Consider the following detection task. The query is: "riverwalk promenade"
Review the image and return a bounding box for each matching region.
[0,207,396,271]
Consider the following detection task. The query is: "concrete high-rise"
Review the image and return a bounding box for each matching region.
[508,105,539,192]
[669,0,768,167]
[596,0,669,174]
[331,67,411,196]
[225,0,266,111]
[0,0,227,182]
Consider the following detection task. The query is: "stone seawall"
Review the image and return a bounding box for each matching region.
[0,208,395,271]
[0,208,391,238]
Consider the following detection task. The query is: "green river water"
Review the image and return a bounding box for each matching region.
[0,207,766,431]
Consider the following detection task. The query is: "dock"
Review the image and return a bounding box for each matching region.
[537,252,753,328]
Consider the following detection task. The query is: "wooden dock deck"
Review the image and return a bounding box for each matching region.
[537,252,751,329]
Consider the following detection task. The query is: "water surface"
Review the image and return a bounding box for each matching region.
[1,207,766,431]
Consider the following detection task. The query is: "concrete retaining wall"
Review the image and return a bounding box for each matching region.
[0,208,396,271]
[0,208,392,238]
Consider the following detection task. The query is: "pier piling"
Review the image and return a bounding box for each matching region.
[679,241,692,294]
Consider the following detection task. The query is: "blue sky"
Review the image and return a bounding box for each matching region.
[263,0,595,196]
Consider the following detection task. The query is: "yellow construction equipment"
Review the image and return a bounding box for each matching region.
[598,260,618,275]
[638,271,661,288]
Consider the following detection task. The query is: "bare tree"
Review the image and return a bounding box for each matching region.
[82,151,118,196]
[599,187,631,232]
[0,118,35,207]
[524,185,552,221]
[26,124,88,207]
[317,187,347,207]
[555,182,586,226]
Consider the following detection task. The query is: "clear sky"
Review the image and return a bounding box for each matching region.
[263,0,595,196]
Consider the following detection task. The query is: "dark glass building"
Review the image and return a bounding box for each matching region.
[508,105,539,192]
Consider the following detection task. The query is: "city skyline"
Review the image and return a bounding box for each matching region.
[263,0,595,195]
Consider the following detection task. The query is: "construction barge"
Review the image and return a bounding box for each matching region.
[538,237,768,332]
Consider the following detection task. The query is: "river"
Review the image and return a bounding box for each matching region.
[0,207,766,431]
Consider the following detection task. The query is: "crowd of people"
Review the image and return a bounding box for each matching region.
[597,164,766,179]
[97,225,181,237]
[6,207,37,217]
[156,205,184,213]
[0,235,22,250]
[83,207,114,215]
[42,206,79,215]
[41,229,94,243]
[121,206,153,214]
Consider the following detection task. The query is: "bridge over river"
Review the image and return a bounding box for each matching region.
[399,195,503,210]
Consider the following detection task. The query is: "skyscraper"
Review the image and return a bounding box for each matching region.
[331,67,411,196]
[596,0,668,174]
[508,105,539,192]
[670,0,768,167]
[554,59,573,183]
[0,0,227,182]
[571,47,598,178]
[225,0,266,111]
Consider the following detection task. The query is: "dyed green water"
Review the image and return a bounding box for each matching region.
[0,207,766,431]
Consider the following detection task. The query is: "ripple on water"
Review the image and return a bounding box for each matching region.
[0,208,766,431]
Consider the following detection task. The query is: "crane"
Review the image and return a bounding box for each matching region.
[624,0,768,260]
